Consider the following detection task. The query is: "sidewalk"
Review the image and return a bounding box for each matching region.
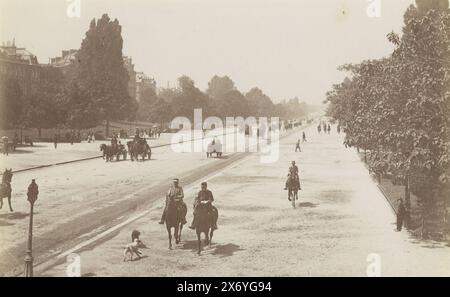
[41,124,450,276]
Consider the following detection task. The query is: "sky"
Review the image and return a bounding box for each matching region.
[0,0,415,104]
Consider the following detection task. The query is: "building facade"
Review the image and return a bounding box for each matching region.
[49,49,78,80]
[0,40,43,95]
[135,71,157,102]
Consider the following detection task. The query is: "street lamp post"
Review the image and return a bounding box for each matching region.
[24,179,38,277]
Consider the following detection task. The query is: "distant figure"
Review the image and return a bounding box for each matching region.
[2,136,9,156]
[317,125,321,134]
[327,124,331,134]
[295,139,301,152]
[337,125,341,134]
[302,131,306,142]
[396,199,406,231]
[13,132,19,149]
[53,134,58,149]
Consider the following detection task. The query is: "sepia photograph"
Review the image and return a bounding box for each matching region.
[0,0,449,283]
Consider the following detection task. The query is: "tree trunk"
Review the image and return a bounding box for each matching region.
[405,175,411,208]
[38,128,42,139]
[106,119,110,138]
[405,174,411,228]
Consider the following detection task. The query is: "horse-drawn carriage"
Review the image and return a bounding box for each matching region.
[100,143,127,162]
[206,139,223,158]
[127,139,151,161]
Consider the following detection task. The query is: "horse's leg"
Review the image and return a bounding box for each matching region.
[205,230,210,246]
[175,225,179,244]
[197,230,201,255]
[177,223,183,243]
[8,193,13,212]
[167,226,172,250]
[209,229,213,248]
[0,197,3,209]
[288,189,291,201]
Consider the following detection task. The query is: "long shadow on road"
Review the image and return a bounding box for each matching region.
[180,240,244,257]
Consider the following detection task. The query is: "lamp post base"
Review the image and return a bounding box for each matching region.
[24,250,33,277]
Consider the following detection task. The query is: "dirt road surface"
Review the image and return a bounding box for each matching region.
[39,124,450,277]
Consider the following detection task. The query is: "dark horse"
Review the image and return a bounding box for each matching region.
[100,144,127,162]
[100,144,114,162]
[287,174,300,208]
[0,168,13,212]
[195,202,218,255]
[165,198,187,249]
[128,139,151,161]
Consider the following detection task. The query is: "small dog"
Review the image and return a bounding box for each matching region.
[123,230,146,262]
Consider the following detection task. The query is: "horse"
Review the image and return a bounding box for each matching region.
[0,168,13,212]
[287,175,300,208]
[195,202,218,255]
[100,144,114,162]
[115,144,127,161]
[129,139,151,161]
[165,198,187,249]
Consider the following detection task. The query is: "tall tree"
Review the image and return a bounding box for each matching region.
[23,67,65,136]
[206,75,236,99]
[172,75,211,120]
[75,14,136,135]
[0,78,23,129]
[245,87,276,117]
[137,87,159,121]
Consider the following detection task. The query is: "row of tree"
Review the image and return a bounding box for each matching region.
[136,74,313,124]
[326,0,449,237]
[0,13,314,135]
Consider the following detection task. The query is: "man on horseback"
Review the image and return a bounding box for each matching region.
[189,182,218,230]
[133,128,141,143]
[284,161,300,190]
[159,178,187,225]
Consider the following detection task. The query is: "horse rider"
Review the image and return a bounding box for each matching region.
[284,161,300,190]
[189,182,218,230]
[111,134,118,147]
[159,178,187,225]
[133,129,141,143]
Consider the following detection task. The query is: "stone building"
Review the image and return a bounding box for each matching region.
[135,71,156,102]
[49,49,78,80]
[0,40,43,95]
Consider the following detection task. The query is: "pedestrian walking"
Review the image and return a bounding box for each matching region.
[53,134,58,149]
[295,139,301,152]
[396,199,406,231]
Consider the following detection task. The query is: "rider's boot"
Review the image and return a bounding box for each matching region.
[158,210,166,224]
[189,217,196,229]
